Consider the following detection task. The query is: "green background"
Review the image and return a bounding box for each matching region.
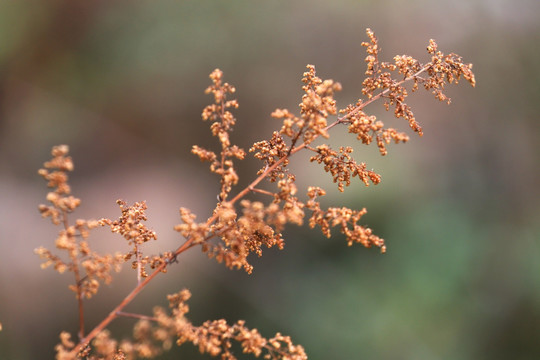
[0,0,538,359]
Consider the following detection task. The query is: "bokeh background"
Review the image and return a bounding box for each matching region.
[1,0,539,359]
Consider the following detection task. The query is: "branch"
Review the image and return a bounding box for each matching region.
[68,57,461,355]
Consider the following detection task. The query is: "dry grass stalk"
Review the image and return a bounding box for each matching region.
[35,29,475,359]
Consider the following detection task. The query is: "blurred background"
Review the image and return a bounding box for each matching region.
[0,0,539,359]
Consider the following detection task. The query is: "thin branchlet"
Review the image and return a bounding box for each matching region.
[36,29,474,359]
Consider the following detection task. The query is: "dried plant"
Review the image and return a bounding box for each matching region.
[35,29,475,360]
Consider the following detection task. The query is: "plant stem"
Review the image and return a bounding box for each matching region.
[116,311,158,322]
[72,260,164,354]
[63,210,85,340]
[136,244,142,285]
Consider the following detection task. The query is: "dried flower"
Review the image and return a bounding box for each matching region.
[37,28,474,359]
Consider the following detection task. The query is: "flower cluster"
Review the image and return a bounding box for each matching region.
[274,65,342,145]
[308,145,382,191]
[55,290,307,360]
[195,68,246,202]
[425,39,476,102]
[99,200,158,279]
[341,28,476,156]
[37,144,78,224]
[35,146,124,300]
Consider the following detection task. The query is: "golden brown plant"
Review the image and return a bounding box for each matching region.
[35,29,475,359]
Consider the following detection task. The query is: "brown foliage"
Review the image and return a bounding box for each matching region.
[35,29,474,359]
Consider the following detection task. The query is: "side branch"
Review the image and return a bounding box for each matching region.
[336,64,431,125]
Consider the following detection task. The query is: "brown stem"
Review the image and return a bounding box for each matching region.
[74,275,85,340]
[249,187,275,197]
[70,229,198,354]
[116,311,158,322]
[63,210,85,340]
[219,96,229,200]
[286,120,307,157]
[71,258,166,354]
[135,244,142,285]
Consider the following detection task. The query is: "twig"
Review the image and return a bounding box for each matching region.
[63,209,85,340]
[116,311,158,322]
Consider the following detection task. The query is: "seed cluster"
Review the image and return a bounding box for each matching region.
[99,201,158,279]
[195,69,246,202]
[342,28,476,156]
[309,145,382,191]
[55,290,307,360]
[35,146,124,299]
